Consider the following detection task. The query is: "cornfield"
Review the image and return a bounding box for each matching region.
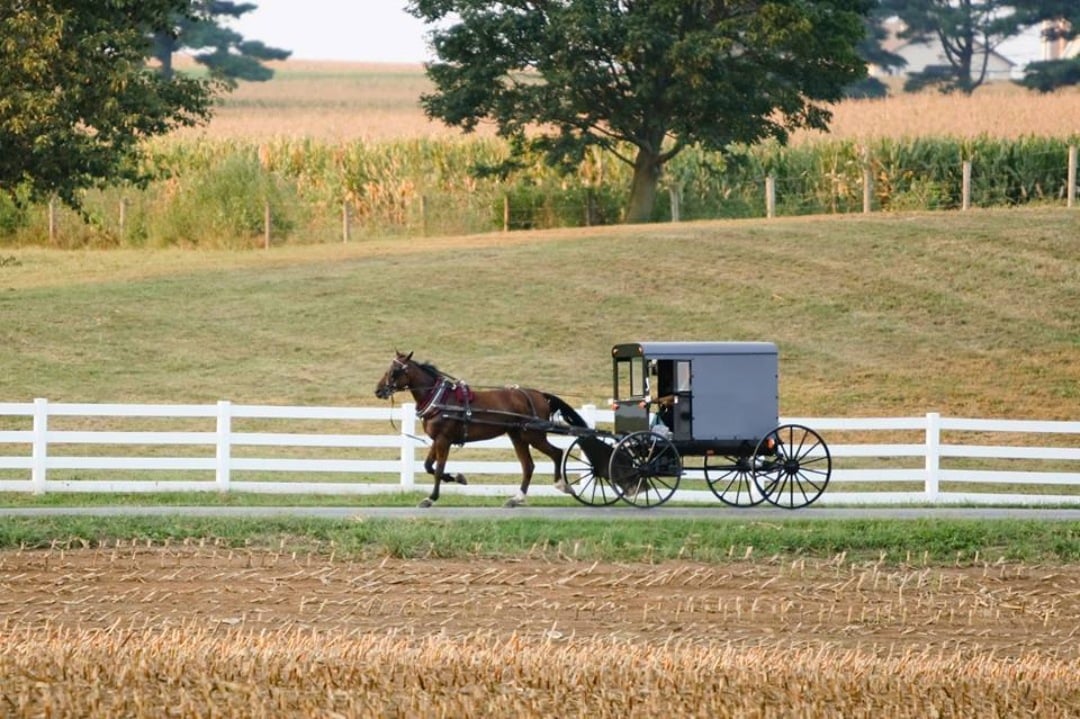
[3,544,1080,717]
[2,62,1078,248]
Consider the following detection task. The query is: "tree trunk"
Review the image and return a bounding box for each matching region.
[153,33,175,80]
[625,147,663,224]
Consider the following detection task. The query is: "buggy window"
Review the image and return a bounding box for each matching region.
[615,357,646,399]
[676,361,691,392]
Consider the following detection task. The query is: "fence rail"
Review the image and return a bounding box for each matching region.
[1,399,1078,505]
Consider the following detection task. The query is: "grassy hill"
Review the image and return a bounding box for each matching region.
[2,207,1076,419]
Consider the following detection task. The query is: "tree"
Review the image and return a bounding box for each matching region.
[409,0,871,223]
[849,10,908,98]
[0,0,220,208]
[152,1,291,85]
[881,0,1028,94]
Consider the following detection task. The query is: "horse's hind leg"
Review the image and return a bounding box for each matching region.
[505,431,535,508]
[529,433,570,494]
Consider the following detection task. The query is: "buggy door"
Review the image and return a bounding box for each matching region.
[653,359,693,440]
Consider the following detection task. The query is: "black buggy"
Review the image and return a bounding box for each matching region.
[558,342,831,509]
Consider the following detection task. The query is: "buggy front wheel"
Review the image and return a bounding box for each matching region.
[560,434,621,506]
[608,431,682,508]
[751,424,831,509]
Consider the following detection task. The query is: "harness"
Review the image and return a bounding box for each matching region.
[417,379,475,420]
[416,378,477,443]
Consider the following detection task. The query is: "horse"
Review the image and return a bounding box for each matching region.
[374,351,588,508]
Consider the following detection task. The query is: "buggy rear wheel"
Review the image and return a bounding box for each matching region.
[704,454,767,507]
[608,431,682,508]
[751,424,831,509]
[560,434,622,507]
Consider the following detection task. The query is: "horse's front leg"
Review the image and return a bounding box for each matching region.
[504,432,535,508]
[419,436,466,508]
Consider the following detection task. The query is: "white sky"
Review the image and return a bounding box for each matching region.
[230,1,1045,66]
[229,1,432,63]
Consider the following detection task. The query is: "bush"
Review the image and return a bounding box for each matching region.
[150,153,298,248]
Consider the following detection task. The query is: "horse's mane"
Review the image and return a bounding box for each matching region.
[414,360,443,379]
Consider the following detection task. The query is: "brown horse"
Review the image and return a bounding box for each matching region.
[374,351,588,507]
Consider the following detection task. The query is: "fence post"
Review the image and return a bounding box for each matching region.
[31,398,48,495]
[1068,145,1077,209]
[765,176,776,218]
[119,198,127,239]
[48,198,57,243]
[263,199,272,248]
[215,400,232,492]
[421,195,429,236]
[581,404,598,429]
[925,412,940,502]
[961,161,971,211]
[342,201,350,243]
[669,185,681,223]
[863,167,873,214]
[400,402,417,490]
[503,194,510,232]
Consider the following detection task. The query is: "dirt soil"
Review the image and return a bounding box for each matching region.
[3,545,1079,659]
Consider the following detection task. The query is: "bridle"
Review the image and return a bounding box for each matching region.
[378,355,443,399]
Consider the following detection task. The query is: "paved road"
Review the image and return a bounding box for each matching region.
[4,506,1080,521]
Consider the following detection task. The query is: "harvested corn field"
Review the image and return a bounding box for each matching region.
[2,542,1079,717]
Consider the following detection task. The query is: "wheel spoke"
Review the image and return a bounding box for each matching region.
[753,424,832,509]
[704,454,764,507]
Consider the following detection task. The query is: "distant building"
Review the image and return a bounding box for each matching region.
[1042,20,1078,60]
[870,27,1017,82]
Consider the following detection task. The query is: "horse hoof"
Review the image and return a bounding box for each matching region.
[504,496,525,508]
[454,474,468,485]
[554,479,570,494]
[418,498,434,508]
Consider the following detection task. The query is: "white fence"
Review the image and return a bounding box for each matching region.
[1,398,1078,505]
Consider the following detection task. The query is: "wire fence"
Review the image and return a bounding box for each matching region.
[8,143,1078,249]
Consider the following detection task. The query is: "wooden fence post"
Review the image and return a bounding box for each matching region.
[119,198,127,238]
[342,201,350,243]
[31,398,48,495]
[400,402,417,489]
[503,194,510,232]
[1068,145,1077,209]
[765,176,776,218]
[48,198,57,243]
[263,201,271,249]
[215,400,232,493]
[669,185,681,223]
[961,160,972,211]
[862,149,873,214]
[924,412,940,502]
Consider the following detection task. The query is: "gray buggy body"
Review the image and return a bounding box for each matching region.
[611,341,778,454]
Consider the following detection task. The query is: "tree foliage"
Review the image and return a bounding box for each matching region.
[0,0,220,208]
[152,1,291,85]
[410,0,871,223]
[880,0,1021,94]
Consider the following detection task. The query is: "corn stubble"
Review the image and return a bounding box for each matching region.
[2,545,1079,717]
[3,627,1077,718]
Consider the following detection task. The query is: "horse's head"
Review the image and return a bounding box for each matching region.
[375,351,418,399]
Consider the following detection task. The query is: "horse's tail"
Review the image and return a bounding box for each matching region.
[543,393,589,428]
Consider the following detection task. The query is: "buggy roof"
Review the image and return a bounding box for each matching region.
[612,341,777,360]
